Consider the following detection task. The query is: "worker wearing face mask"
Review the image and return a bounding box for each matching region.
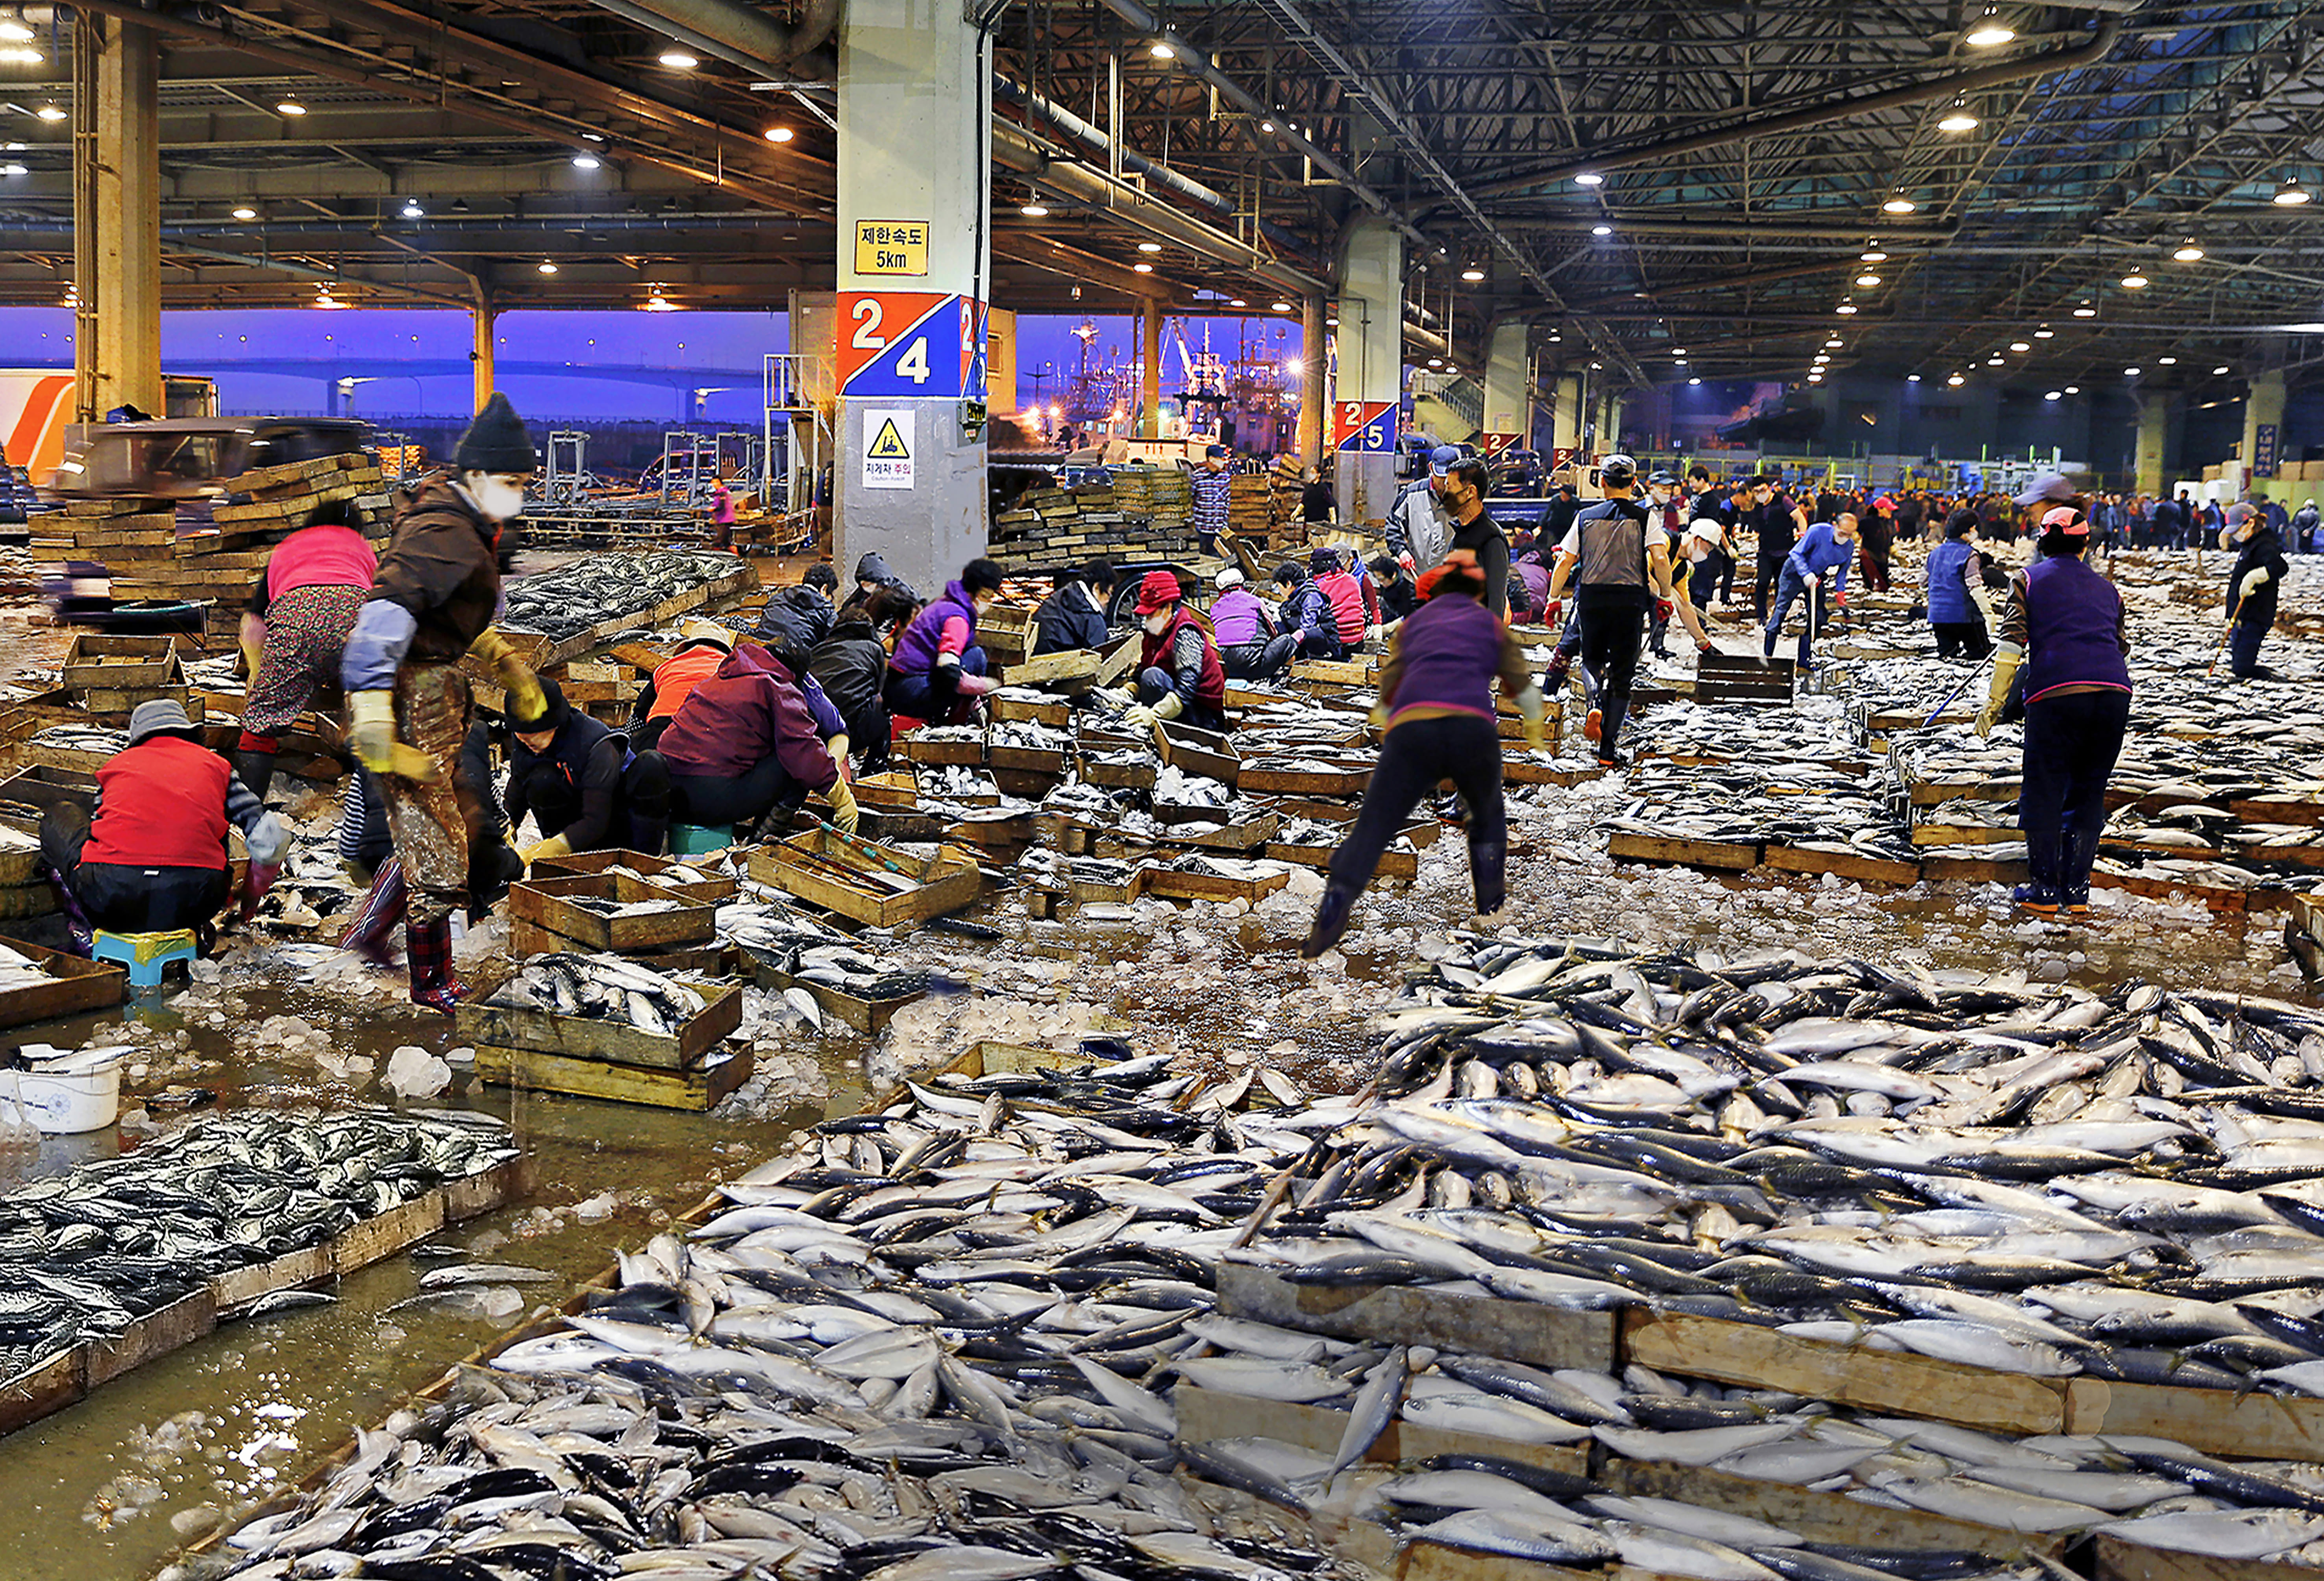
[339,392,543,1013]
[886,557,1004,727]
[1121,571,1227,733]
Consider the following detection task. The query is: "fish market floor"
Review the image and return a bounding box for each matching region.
[0,779,2312,1581]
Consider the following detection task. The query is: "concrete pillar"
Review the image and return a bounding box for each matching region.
[71,14,161,424]
[1140,300,1163,439]
[1334,215,1403,527]
[1595,388,1623,454]
[833,0,992,595]
[2243,370,2287,498]
[1550,372,1581,455]
[1299,297,1326,466]
[2134,392,2168,498]
[1480,319,1530,450]
[471,302,497,417]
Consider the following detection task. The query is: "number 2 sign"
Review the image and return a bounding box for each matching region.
[837,293,977,400]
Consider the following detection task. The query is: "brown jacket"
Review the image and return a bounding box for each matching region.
[368,481,505,663]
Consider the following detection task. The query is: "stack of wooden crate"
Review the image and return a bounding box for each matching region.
[61,633,196,720]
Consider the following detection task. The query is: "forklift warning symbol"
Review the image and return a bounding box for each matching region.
[862,409,914,489]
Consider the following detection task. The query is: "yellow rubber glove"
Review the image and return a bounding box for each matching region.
[1151,691,1185,723]
[827,776,860,835]
[1976,649,2022,739]
[1120,704,1156,729]
[471,628,546,724]
[1515,685,1547,753]
[239,613,266,681]
[349,689,400,775]
[519,833,573,868]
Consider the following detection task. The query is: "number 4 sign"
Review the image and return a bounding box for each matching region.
[837,293,973,400]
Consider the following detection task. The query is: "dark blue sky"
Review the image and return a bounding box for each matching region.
[0,305,1308,425]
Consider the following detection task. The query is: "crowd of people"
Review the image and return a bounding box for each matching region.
[33,400,2311,996]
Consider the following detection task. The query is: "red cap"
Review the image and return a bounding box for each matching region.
[1134,570,1182,615]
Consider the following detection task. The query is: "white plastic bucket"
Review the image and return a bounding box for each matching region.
[17,1046,126,1134]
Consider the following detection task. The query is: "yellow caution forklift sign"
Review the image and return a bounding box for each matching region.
[862,408,915,490]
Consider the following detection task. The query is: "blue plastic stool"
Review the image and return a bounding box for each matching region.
[91,928,199,988]
[668,823,738,857]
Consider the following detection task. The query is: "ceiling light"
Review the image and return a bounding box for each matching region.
[1987,355,2004,366]
[1427,357,1442,368]
[231,205,258,220]
[2119,272,2147,289]
[1136,241,1161,253]
[572,153,601,170]
[1938,101,1979,133]
[2123,365,2140,376]
[1020,201,1047,217]
[400,199,424,218]
[658,49,698,68]
[1229,298,1247,308]
[2275,181,2311,206]
[1325,316,1337,326]
[643,293,677,312]
[764,126,794,143]
[1966,8,2015,47]
[0,20,30,42]
[0,48,38,64]
[0,162,19,176]
[1460,267,1485,282]
[1824,338,1842,348]
[1673,347,1687,355]
[276,98,306,116]
[312,292,342,309]
[1861,249,1888,263]
[2044,390,2061,401]
[1259,118,1275,133]
[1688,376,1701,385]
[2172,241,2204,262]
[1574,171,1604,187]
[1132,262,1153,273]
[1149,41,1174,59]
[2213,365,2230,375]
[2072,303,2096,317]
[1673,358,1687,366]
[2008,341,2030,352]
[1836,303,1858,315]
[1591,224,1612,237]
[1855,272,1882,287]
[1807,372,1823,382]
[1907,373,1922,382]
[1947,373,1965,386]
[33,104,63,122]
[1813,354,1830,364]
[1272,301,1292,312]
[2064,385,2079,394]
[2158,355,2178,365]
[2034,326,2054,338]
[1882,194,1917,215]
[538,261,559,274]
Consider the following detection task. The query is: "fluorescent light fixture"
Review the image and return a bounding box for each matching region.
[658,49,698,68]
[1574,171,1603,187]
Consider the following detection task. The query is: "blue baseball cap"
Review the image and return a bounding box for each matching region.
[1429,444,1463,476]
[1205,443,1229,458]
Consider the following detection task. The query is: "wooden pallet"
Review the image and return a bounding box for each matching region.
[746,828,983,929]
[472,1042,753,1110]
[1608,830,1763,872]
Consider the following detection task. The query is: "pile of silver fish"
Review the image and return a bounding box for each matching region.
[720,901,938,1003]
[497,550,742,641]
[0,1109,513,1378]
[489,952,707,1035]
[1602,759,1917,863]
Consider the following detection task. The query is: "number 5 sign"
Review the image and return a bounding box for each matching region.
[837,293,973,400]
[1332,400,1397,453]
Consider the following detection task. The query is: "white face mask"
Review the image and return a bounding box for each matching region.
[464,472,527,522]
[1143,612,1169,637]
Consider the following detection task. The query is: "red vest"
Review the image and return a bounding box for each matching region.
[85,736,231,870]
[1141,608,1226,713]
[1318,571,1367,644]
[649,645,726,721]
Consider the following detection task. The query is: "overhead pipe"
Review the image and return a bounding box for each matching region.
[1455,17,2125,204]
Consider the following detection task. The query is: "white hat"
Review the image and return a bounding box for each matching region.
[1687,518,1726,548]
[1214,566,1245,590]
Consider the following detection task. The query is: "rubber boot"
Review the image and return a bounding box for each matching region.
[2060,822,2104,915]
[232,749,276,803]
[405,917,463,1014]
[1301,884,1358,959]
[46,865,92,958]
[340,857,407,968]
[2013,828,2063,915]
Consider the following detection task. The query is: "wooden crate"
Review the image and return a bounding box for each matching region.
[988,741,1071,775]
[85,1292,216,1388]
[507,872,716,954]
[1602,1458,2064,1560]
[1607,830,1763,872]
[527,847,738,905]
[454,978,743,1071]
[506,920,729,976]
[1081,753,1158,791]
[1693,652,1794,705]
[1268,836,1416,881]
[472,1042,753,1111]
[746,828,982,929]
[893,731,987,767]
[988,689,1074,727]
[747,951,926,1034]
[1142,807,1280,853]
[2094,1536,2316,1581]
[1174,1382,1589,1481]
[61,633,178,690]
[999,650,1100,690]
[0,936,127,1030]
[1140,862,1289,903]
[1220,1264,1618,1372]
[1237,757,1373,798]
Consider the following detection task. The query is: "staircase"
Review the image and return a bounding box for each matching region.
[1409,372,1484,442]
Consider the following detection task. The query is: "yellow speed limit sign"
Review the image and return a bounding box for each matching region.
[854,220,930,277]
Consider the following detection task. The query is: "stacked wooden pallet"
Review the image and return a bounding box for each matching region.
[30,498,176,563]
[1226,473,1270,542]
[987,470,1202,575]
[195,452,386,552]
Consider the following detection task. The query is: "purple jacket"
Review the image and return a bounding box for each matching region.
[890,579,979,678]
[2022,555,2131,702]
[1383,592,1507,728]
[1210,587,1270,646]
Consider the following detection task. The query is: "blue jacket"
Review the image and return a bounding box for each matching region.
[1925,539,1976,625]
[1785,521,1853,592]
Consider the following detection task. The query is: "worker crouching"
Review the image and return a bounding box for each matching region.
[506,678,672,868]
[1123,571,1227,733]
[235,498,377,800]
[887,559,1003,727]
[658,641,856,843]
[339,392,542,1013]
[42,700,286,951]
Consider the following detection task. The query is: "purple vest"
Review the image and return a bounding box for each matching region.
[2022,555,2130,702]
[1386,593,1504,725]
[890,579,977,677]
[1210,587,1267,646]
